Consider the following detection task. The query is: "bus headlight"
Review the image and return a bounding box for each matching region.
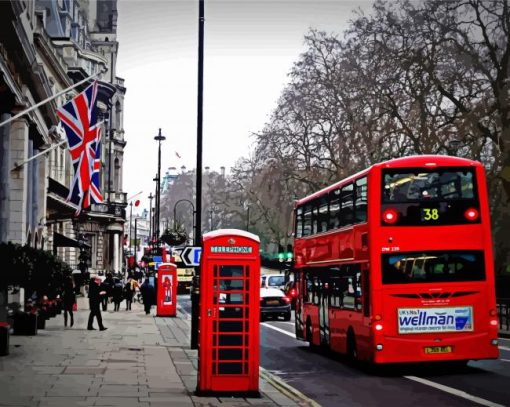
[376,344,383,351]
[491,339,498,346]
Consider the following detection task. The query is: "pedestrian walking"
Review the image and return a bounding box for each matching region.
[124,277,138,310]
[140,278,155,315]
[87,278,107,331]
[112,278,123,311]
[62,276,76,328]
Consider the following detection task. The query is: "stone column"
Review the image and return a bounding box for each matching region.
[113,232,119,274]
[0,113,11,243]
[9,119,29,244]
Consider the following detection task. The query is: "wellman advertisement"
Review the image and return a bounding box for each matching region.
[398,306,474,334]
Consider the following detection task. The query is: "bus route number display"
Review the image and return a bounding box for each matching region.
[421,207,439,222]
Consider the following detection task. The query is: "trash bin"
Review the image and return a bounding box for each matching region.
[13,312,37,335]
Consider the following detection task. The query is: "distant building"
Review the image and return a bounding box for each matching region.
[0,0,127,275]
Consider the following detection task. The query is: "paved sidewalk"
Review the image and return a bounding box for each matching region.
[0,298,313,407]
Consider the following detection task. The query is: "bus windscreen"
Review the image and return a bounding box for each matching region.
[382,250,485,284]
[381,168,480,226]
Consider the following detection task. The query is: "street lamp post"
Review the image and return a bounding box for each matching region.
[129,201,133,253]
[148,192,153,242]
[134,218,138,258]
[154,129,166,244]
[191,0,205,350]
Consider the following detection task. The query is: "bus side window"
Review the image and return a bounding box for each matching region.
[362,267,370,317]
[329,277,340,307]
[329,189,341,230]
[295,207,303,238]
[312,201,319,234]
[303,205,312,236]
[355,177,368,223]
[305,273,313,303]
[355,269,362,311]
[318,197,328,233]
[340,183,354,227]
[313,277,320,305]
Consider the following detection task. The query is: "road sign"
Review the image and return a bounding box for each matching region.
[182,246,202,266]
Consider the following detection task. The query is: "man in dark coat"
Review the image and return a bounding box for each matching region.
[87,278,107,331]
[140,278,155,315]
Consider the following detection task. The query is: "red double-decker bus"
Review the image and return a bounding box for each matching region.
[293,155,499,364]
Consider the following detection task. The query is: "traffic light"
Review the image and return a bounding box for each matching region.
[286,244,293,262]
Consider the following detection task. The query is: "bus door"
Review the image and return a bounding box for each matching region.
[318,277,330,346]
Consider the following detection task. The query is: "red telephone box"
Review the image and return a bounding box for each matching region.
[197,229,260,396]
[157,263,177,317]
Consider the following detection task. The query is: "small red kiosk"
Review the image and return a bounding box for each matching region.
[156,263,177,317]
[197,229,260,397]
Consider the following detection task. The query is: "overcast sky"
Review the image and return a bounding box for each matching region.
[116,0,373,212]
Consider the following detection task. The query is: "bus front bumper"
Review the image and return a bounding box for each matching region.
[372,332,500,364]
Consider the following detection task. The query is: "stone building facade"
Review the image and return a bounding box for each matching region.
[0,0,127,275]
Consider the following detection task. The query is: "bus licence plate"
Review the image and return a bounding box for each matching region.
[424,346,452,354]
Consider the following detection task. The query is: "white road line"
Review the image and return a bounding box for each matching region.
[404,376,505,407]
[261,322,296,338]
[500,359,510,362]
[499,345,510,351]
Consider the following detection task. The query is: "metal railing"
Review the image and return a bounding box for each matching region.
[497,298,510,331]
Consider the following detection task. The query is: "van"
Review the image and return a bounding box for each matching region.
[260,273,286,291]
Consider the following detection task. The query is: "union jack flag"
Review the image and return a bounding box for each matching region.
[57,81,103,214]
[90,127,103,204]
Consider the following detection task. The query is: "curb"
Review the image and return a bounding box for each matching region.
[260,367,320,407]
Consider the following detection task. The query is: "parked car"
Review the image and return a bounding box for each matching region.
[260,287,291,321]
[283,280,297,309]
[260,273,286,291]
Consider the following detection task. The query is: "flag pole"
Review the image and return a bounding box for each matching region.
[11,118,106,171]
[0,70,104,129]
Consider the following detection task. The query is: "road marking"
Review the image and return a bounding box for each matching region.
[404,376,505,407]
[261,322,296,338]
[499,345,510,351]
[500,359,510,362]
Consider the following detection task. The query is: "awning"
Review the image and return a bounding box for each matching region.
[53,232,90,254]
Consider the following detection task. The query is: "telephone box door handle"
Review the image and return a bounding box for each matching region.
[207,309,212,317]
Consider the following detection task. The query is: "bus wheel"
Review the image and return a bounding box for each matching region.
[347,330,358,361]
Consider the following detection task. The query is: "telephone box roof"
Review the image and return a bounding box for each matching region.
[203,229,260,243]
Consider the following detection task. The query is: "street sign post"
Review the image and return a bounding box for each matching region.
[182,246,202,266]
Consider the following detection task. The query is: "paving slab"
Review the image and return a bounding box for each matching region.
[0,297,313,407]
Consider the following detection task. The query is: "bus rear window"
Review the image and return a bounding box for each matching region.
[382,251,485,284]
[381,168,480,226]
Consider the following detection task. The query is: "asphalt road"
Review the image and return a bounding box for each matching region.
[177,295,510,407]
